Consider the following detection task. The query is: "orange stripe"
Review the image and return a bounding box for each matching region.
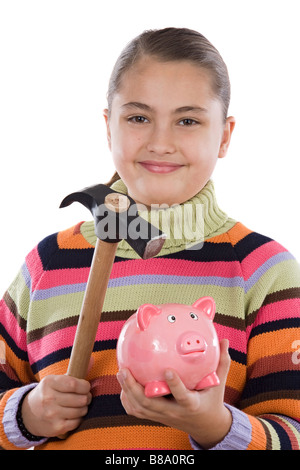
[248,329,299,366]
[226,360,247,392]
[38,426,193,450]
[57,222,94,249]
[246,414,267,449]
[242,398,300,417]
[227,222,253,246]
[0,388,23,450]
[36,349,119,380]
[207,222,252,245]
[35,358,69,380]
[3,343,36,384]
[88,350,119,377]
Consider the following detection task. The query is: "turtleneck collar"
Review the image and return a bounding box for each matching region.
[80,179,230,257]
[99,179,229,257]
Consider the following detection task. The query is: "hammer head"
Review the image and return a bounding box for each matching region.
[60,184,166,259]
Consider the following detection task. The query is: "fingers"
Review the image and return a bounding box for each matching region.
[29,375,92,435]
[117,369,149,418]
[42,375,92,407]
[164,369,192,406]
[54,391,92,408]
[59,403,90,420]
[51,375,91,395]
[117,368,193,418]
[216,339,231,384]
[117,369,146,403]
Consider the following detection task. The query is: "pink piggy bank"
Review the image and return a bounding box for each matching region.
[116,297,220,397]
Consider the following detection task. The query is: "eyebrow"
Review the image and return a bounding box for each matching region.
[174,105,208,114]
[121,102,208,114]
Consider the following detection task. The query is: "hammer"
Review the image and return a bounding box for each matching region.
[60,184,166,380]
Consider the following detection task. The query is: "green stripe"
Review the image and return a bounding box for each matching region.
[245,259,300,315]
[7,269,30,321]
[28,291,84,331]
[103,283,244,317]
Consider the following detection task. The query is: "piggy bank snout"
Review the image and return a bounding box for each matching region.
[176,331,207,355]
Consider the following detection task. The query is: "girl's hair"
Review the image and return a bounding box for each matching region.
[106,27,231,186]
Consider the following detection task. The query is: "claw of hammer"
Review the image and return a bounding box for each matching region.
[60,184,166,259]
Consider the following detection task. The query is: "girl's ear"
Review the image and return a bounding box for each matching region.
[103,108,111,150]
[218,116,235,159]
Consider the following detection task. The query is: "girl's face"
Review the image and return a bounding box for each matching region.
[104,57,235,207]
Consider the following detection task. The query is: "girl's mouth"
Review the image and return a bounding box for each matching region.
[138,160,184,174]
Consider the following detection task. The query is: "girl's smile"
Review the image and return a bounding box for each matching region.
[138,160,185,174]
[104,57,235,207]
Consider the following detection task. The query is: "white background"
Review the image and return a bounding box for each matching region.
[0,0,299,294]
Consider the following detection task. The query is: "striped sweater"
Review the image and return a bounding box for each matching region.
[0,180,300,450]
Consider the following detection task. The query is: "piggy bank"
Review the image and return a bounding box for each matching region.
[116,297,220,397]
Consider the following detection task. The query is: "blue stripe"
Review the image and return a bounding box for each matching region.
[32,282,86,300]
[30,251,294,300]
[244,251,294,293]
[32,275,244,300]
[21,262,32,291]
[108,274,244,289]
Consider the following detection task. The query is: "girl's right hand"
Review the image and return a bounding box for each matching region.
[21,374,92,437]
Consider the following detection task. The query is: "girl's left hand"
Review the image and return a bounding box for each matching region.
[117,339,232,449]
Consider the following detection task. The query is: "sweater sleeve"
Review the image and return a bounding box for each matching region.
[0,239,55,450]
[227,236,300,450]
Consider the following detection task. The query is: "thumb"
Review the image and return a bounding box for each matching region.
[216,339,231,384]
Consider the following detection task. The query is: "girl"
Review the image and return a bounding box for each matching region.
[0,27,299,450]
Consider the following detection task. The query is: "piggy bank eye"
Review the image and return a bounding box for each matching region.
[167,315,176,323]
[190,312,198,320]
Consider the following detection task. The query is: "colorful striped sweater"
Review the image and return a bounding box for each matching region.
[0,180,300,450]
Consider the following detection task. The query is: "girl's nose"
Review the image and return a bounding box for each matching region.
[146,126,176,155]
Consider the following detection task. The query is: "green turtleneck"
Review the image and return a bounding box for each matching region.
[80,180,236,258]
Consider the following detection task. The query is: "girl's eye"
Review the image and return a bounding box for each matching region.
[128,115,149,124]
[178,118,199,126]
[167,315,176,323]
[190,312,198,320]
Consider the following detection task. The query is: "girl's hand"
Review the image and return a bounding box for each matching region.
[21,374,92,437]
[117,339,232,449]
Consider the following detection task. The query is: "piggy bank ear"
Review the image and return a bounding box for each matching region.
[137,304,161,331]
[192,297,216,321]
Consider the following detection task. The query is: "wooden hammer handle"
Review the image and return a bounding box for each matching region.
[66,238,118,379]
